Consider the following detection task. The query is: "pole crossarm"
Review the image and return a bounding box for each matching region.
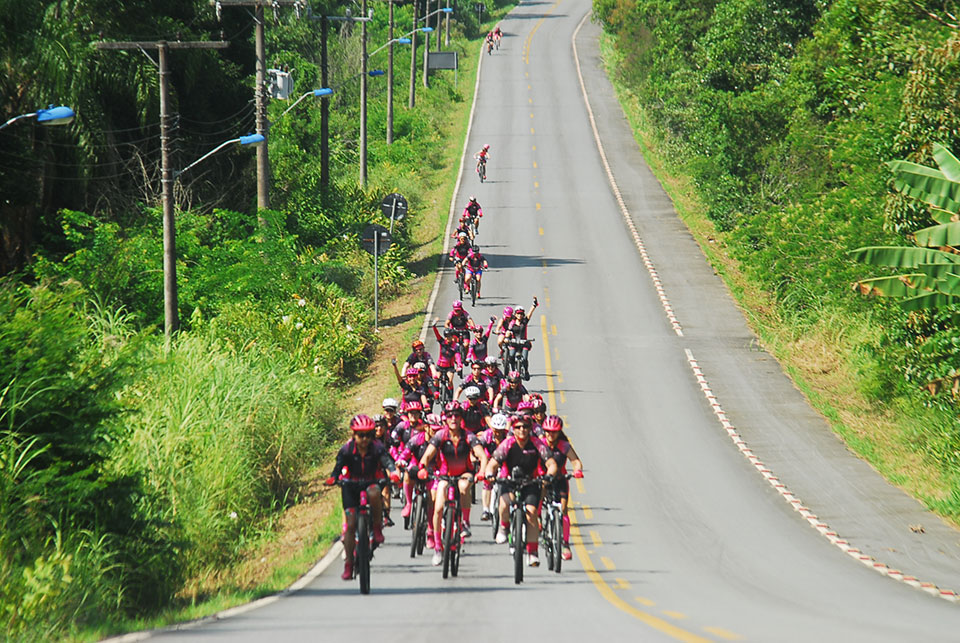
[94,41,229,49]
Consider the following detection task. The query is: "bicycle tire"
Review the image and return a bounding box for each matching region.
[470,276,478,305]
[442,504,455,579]
[457,270,465,301]
[409,493,422,558]
[542,510,554,571]
[553,508,563,574]
[357,513,371,595]
[512,505,524,584]
[451,501,462,577]
[416,494,429,555]
[490,484,501,539]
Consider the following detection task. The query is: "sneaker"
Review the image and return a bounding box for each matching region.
[480,510,492,522]
[432,551,443,566]
[527,553,540,567]
[562,546,572,560]
[384,514,395,527]
[495,528,508,544]
[341,560,354,580]
[462,522,472,538]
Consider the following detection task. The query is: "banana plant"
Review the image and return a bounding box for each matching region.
[851,143,960,311]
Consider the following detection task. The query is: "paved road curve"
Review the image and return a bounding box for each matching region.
[150,1,960,640]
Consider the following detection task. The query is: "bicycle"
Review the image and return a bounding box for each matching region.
[468,270,479,306]
[488,477,503,539]
[433,473,470,579]
[436,370,455,406]
[540,473,572,573]
[477,158,486,183]
[496,470,543,584]
[337,478,385,594]
[456,261,466,300]
[503,336,534,380]
[408,474,430,558]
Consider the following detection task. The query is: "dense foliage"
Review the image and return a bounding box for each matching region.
[1,0,502,637]
[595,1,960,495]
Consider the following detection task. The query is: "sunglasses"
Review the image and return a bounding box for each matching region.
[354,433,373,439]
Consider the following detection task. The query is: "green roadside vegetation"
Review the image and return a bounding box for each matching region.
[0,1,510,639]
[592,0,960,521]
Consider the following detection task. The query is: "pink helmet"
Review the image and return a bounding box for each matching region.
[468,248,477,257]
[425,413,442,426]
[453,300,463,310]
[350,414,376,432]
[517,400,536,413]
[502,306,514,317]
[542,415,564,432]
[483,144,490,150]
[405,400,423,412]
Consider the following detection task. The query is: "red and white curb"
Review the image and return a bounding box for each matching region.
[571,12,683,338]
[684,347,960,603]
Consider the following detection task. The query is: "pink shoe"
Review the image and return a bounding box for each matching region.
[401,502,412,518]
[373,527,385,545]
[341,560,353,581]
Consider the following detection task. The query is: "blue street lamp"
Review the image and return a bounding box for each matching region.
[281,87,334,117]
[0,105,75,131]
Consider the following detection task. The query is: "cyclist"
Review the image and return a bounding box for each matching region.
[503,297,538,380]
[463,247,489,298]
[493,371,529,412]
[482,355,504,394]
[466,317,496,365]
[493,25,502,46]
[529,393,547,433]
[474,144,491,176]
[326,414,401,580]
[382,398,403,436]
[461,196,483,234]
[484,414,558,567]
[450,233,472,284]
[460,385,493,434]
[453,218,474,242]
[402,339,439,380]
[418,403,489,565]
[454,362,489,402]
[495,306,514,353]
[433,324,464,393]
[478,412,510,521]
[397,413,439,532]
[445,300,475,355]
[396,400,427,446]
[541,415,583,560]
[485,31,495,54]
[392,360,430,410]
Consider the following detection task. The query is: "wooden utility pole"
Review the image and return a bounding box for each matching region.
[94,39,229,339]
[409,0,418,107]
[444,0,450,47]
[387,0,394,145]
[361,0,369,185]
[212,1,306,211]
[321,16,330,190]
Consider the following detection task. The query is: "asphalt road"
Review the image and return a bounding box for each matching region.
[147,1,960,640]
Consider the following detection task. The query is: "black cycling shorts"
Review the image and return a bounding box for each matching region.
[507,482,541,508]
[341,482,379,510]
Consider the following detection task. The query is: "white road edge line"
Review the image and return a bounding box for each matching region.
[419,36,490,342]
[570,11,683,337]
[104,29,494,643]
[683,347,960,604]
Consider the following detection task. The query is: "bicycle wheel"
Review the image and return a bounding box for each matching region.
[416,495,429,555]
[552,508,564,574]
[512,505,524,584]
[457,270,465,300]
[451,503,462,577]
[442,504,455,579]
[542,510,554,571]
[409,493,422,558]
[357,513,371,595]
[470,276,478,305]
[490,484,501,539]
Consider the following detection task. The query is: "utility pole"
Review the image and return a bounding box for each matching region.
[409,0,418,107]
[212,1,306,212]
[422,0,430,88]
[444,0,450,47]
[387,0,394,145]
[321,16,330,190]
[94,39,229,339]
[361,0,368,185]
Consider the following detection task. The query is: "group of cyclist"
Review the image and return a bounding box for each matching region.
[485,25,502,54]
[329,298,584,580]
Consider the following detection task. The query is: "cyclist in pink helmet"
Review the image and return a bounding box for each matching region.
[493,371,529,412]
[461,196,483,235]
[445,299,475,358]
[325,414,401,580]
[463,246,489,298]
[541,415,583,560]
[495,306,514,353]
[392,359,430,410]
[474,144,491,175]
[450,232,472,284]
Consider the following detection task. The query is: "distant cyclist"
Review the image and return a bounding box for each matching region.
[461,196,483,234]
[450,233,472,283]
[463,247,489,298]
[474,144,491,175]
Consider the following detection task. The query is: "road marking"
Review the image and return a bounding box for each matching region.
[554,346,559,361]
[534,181,539,188]
[532,145,536,150]
[571,12,683,337]
[575,478,585,494]
[536,202,541,210]
[533,160,538,168]
[663,611,687,620]
[615,578,631,590]
[581,504,592,519]
[703,627,743,640]
[539,227,544,236]
[560,391,566,403]
[530,112,534,118]
[531,127,535,134]
[601,556,616,570]
[556,369,563,382]
[529,98,533,104]
[527,82,531,87]
[684,347,960,604]
[540,315,558,415]
[635,597,656,607]
[590,530,603,547]
[569,511,711,642]
[522,0,561,65]
[551,324,557,336]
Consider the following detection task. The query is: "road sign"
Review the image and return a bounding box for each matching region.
[381,193,408,221]
[361,224,391,256]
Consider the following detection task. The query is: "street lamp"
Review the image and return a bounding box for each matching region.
[160,133,263,339]
[280,87,334,117]
[419,8,452,87]
[0,105,75,131]
[368,35,412,146]
[410,27,434,104]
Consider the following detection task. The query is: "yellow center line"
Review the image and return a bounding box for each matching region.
[539,315,558,415]
[536,203,541,210]
[575,478,585,494]
[529,98,533,104]
[556,369,563,381]
[560,391,567,403]
[533,161,538,168]
[531,127,535,134]
[532,145,536,150]
[703,627,743,641]
[534,181,539,188]
[522,0,562,65]
[601,556,616,570]
[615,578,631,590]
[663,611,688,620]
[551,324,557,336]
[581,503,592,519]
[590,530,603,547]
[568,510,711,643]
[635,597,656,607]
[538,227,544,236]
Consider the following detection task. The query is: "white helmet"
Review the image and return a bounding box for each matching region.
[464,386,482,400]
[382,398,399,410]
[484,355,498,365]
[414,361,427,370]
[491,413,509,430]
